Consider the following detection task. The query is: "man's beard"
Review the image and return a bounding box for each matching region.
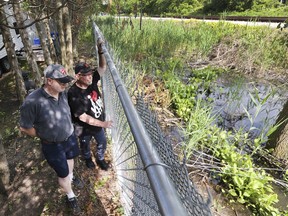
[78,79,92,87]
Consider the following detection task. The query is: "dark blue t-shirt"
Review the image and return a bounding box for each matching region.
[20,87,74,142]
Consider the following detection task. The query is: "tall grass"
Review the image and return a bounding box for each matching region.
[93,17,233,70]
[92,16,288,76]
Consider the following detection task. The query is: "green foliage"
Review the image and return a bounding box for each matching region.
[177,3,195,16]
[95,17,187,69]
[214,139,278,215]
[184,99,282,215]
[240,27,286,69]
[94,176,109,190]
[203,0,253,13]
[160,65,224,121]
[190,66,225,88]
[252,0,284,11]
[116,206,125,215]
[105,0,288,17]
[2,126,18,141]
[78,18,94,43]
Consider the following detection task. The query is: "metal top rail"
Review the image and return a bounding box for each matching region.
[92,21,189,216]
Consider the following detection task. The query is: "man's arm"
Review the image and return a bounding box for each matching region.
[78,113,112,128]
[97,39,107,76]
[20,127,37,137]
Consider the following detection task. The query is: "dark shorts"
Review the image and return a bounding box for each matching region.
[41,133,79,178]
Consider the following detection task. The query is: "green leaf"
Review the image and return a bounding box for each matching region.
[229,189,238,197]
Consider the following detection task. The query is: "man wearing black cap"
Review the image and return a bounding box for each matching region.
[68,41,112,171]
[19,64,82,214]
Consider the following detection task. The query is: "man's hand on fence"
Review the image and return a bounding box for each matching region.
[102,120,113,129]
[97,38,105,54]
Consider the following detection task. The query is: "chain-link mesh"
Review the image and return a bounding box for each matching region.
[135,97,211,216]
[95,22,211,216]
[102,50,160,216]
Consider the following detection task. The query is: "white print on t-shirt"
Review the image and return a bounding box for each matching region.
[87,95,103,118]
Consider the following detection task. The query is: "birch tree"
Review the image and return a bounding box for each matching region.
[55,0,66,67]
[63,3,73,74]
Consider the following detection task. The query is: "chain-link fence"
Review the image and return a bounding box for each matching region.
[93,22,211,216]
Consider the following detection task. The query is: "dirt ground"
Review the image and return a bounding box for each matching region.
[0,72,122,216]
[0,70,253,216]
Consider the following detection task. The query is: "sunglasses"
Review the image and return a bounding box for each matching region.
[51,78,67,85]
[80,72,93,76]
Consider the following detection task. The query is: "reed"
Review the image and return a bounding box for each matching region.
[92,16,287,76]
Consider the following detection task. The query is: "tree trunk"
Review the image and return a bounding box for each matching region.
[272,124,288,160]
[13,1,42,87]
[72,31,79,59]
[63,4,74,75]
[0,135,10,196]
[43,18,58,63]
[29,4,53,66]
[267,100,288,161]
[0,5,26,102]
[71,3,81,60]
[56,0,66,66]
[35,20,53,66]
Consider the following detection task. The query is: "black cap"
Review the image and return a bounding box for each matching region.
[74,62,93,74]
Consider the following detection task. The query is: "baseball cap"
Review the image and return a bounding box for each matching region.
[74,62,93,75]
[44,64,74,83]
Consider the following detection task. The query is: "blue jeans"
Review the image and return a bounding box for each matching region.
[79,128,107,160]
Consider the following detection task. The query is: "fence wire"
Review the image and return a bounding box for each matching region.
[94,22,211,216]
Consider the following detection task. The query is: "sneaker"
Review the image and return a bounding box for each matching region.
[66,197,81,215]
[85,157,96,169]
[96,159,109,171]
[72,176,84,189]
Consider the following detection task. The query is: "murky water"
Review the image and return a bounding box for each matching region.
[204,74,288,141]
[199,73,288,210]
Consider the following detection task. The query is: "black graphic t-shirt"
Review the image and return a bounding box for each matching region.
[68,71,104,134]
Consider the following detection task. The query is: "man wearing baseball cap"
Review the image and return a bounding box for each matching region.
[68,40,112,171]
[19,64,82,214]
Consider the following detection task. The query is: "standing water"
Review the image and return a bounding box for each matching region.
[200,73,288,211]
[205,74,288,141]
